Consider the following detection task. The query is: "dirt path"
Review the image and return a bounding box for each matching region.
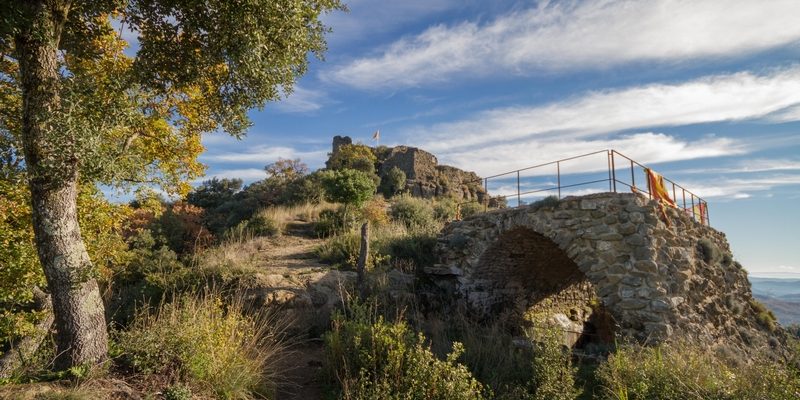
[258,222,333,400]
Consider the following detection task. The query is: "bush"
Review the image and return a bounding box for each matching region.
[595,342,800,400]
[390,196,436,229]
[116,292,287,399]
[315,207,352,237]
[322,169,379,215]
[361,197,390,226]
[459,201,484,219]
[244,214,280,237]
[381,228,438,272]
[315,230,388,270]
[750,299,778,332]
[697,238,721,264]
[433,198,458,222]
[327,144,378,173]
[324,301,486,400]
[379,166,407,198]
[529,328,580,400]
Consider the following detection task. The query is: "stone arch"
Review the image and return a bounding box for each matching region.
[431,194,682,345]
[470,226,616,347]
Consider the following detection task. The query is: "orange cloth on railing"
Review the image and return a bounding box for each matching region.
[646,168,677,208]
[693,203,707,225]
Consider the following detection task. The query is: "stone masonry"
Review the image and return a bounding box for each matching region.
[427,192,784,353]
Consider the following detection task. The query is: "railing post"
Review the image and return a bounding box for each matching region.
[557,161,561,199]
[690,194,696,221]
[630,160,635,191]
[672,182,676,203]
[484,178,488,212]
[610,151,617,192]
[705,202,710,226]
[516,170,521,207]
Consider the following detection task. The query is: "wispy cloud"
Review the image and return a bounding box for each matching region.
[325,0,800,90]
[198,168,267,183]
[686,174,800,199]
[203,145,328,166]
[408,67,800,154]
[677,159,800,175]
[430,132,743,177]
[272,86,331,113]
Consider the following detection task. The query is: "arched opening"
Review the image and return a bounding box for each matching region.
[473,227,615,348]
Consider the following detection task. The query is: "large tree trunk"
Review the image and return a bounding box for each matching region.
[16,0,108,369]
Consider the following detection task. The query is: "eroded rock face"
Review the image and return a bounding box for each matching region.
[429,193,786,354]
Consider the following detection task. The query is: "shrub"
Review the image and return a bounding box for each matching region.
[244,214,280,237]
[697,238,720,264]
[315,230,388,270]
[116,292,287,399]
[750,299,778,332]
[459,201,484,219]
[433,198,458,222]
[529,195,560,211]
[361,197,390,226]
[390,196,436,229]
[324,301,486,400]
[379,166,407,198]
[315,207,353,237]
[529,328,580,400]
[381,228,438,272]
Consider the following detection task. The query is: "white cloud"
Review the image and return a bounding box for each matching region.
[686,174,800,199]
[199,168,267,182]
[325,0,800,90]
[322,0,461,46]
[203,146,328,167]
[677,159,800,175]
[273,86,330,113]
[429,132,742,178]
[406,67,800,154]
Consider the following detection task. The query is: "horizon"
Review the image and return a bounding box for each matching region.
[112,0,800,279]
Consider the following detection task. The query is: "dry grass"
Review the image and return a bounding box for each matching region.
[253,202,337,234]
[116,290,291,399]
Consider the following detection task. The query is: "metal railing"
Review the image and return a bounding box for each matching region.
[459,149,710,225]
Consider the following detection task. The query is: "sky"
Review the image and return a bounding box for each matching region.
[158,0,800,278]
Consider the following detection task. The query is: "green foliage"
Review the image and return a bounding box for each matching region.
[459,202,485,219]
[243,214,280,237]
[750,299,778,332]
[433,198,459,222]
[163,384,193,400]
[379,166,407,198]
[327,144,378,173]
[390,196,436,229]
[528,328,580,400]
[697,238,721,264]
[116,292,287,399]
[322,168,378,209]
[379,228,438,272]
[595,342,800,400]
[529,195,560,211]
[324,301,486,399]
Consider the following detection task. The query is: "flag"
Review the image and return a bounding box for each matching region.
[646,168,676,208]
[372,130,380,140]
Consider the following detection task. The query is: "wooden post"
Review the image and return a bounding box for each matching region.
[357,222,369,298]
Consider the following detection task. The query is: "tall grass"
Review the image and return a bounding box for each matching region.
[596,341,800,400]
[323,298,486,400]
[116,291,289,399]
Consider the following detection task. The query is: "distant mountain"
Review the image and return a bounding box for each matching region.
[750,278,800,325]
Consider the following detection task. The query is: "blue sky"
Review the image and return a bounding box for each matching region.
[186,1,800,277]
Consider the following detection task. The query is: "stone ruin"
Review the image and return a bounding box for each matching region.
[329,136,489,202]
[428,192,789,355]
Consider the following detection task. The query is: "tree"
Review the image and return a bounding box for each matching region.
[322,169,378,222]
[0,0,342,369]
[327,143,378,173]
[265,158,308,184]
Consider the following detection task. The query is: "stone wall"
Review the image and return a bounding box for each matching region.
[428,193,786,353]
